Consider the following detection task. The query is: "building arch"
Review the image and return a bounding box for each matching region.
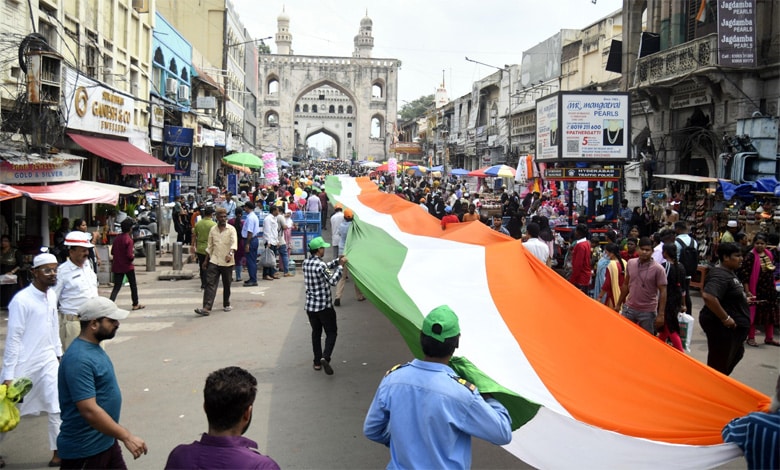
[153,47,164,65]
[370,114,384,139]
[267,74,280,94]
[169,59,178,75]
[293,79,359,115]
[371,79,385,99]
[305,126,342,159]
[265,110,279,127]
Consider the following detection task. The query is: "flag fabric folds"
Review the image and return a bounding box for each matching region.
[324,175,770,469]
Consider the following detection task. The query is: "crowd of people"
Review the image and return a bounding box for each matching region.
[1,161,778,468]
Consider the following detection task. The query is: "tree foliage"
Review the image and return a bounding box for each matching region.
[399,94,434,122]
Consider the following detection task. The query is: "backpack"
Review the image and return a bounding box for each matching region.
[676,236,698,276]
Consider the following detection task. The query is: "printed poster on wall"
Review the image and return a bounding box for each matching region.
[535,94,559,161]
[560,92,630,161]
[717,0,756,67]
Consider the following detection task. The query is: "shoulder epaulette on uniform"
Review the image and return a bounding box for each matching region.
[384,363,409,376]
[450,375,477,392]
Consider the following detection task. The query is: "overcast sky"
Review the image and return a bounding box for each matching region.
[232,0,622,106]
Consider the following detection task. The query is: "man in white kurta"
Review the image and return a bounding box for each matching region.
[0,253,63,466]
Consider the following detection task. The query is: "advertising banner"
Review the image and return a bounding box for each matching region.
[535,94,559,161]
[163,126,194,176]
[61,67,134,138]
[717,0,756,67]
[560,92,630,161]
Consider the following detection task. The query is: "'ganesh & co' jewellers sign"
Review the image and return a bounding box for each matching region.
[61,66,134,138]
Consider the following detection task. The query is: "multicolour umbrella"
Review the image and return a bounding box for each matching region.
[483,164,517,178]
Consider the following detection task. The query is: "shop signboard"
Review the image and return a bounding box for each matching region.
[537,92,630,162]
[151,97,165,142]
[543,167,622,181]
[61,66,134,138]
[0,158,82,184]
[535,94,559,161]
[718,0,756,67]
[163,126,194,176]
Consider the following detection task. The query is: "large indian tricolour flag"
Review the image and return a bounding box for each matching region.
[325,176,770,469]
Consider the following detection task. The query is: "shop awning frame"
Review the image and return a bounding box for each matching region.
[655,174,725,183]
[68,133,175,175]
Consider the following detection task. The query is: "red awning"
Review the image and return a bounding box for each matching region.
[5,181,121,205]
[0,184,22,202]
[68,133,175,175]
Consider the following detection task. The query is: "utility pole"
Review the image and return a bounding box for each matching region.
[464,57,514,169]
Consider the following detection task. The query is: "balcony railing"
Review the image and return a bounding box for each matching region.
[635,34,717,88]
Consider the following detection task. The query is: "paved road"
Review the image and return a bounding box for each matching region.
[1,250,777,469]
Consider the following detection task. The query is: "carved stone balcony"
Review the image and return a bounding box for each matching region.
[634,34,717,88]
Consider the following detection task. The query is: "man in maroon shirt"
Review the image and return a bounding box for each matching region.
[317,187,329,230]
[109,219,143,310]
[569,224,593,294]
[164,367,279,469]
[616,236,668,334]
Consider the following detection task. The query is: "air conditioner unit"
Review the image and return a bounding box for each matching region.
[177,84,190,101]
[165,78,177,96]
[132,0,149,13]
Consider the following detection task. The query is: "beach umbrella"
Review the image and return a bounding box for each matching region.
[467,166,491,177]
[410,165,428,174]
[430,165,444,172]
[222,152,263,169]
[483,164,517,178]
[450,168,469,176]
[278,160,291,168]
[361,161,381,169]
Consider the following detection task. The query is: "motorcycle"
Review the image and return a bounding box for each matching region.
[133,205,159,257]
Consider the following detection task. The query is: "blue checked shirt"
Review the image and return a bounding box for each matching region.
[303,255,342,312]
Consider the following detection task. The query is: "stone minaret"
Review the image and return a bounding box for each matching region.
[275,7,292,55]
[435,70,449,108]
[352,11,374,58]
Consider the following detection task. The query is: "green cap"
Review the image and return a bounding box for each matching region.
[421,305,460,342]
[308,236,330,250]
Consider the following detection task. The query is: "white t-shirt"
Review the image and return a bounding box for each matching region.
[523,237,550,264]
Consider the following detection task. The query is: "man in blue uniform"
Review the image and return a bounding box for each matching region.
[363,305,512,469]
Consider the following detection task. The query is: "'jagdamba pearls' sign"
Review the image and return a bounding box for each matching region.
[62,66,134,138]
[718,0,756,67]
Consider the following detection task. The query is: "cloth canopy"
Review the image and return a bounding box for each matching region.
[68,133,175,175]
[2,181,121,205]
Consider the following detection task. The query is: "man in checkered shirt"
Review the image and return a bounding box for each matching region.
[303,236,347,375]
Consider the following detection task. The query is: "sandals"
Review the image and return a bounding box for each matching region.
[764,339,780,347]
[132,304,146,310]
[746,338,759,347]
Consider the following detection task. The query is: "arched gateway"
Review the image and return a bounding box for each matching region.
[258,10,400,162]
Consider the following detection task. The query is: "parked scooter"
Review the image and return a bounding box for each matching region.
[133,205,159,257]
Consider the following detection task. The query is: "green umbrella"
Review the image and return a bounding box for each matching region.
[222,152,264,169]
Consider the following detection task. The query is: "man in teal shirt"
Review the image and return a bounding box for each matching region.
[363,305,512,469]
[57,297,147,468]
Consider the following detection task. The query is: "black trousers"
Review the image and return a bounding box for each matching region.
[306,307,337,364]
[202,263,233,310]
[60,440,126,469]
[109,271,139,306]
[700,311,748,375]
[196,253,208,288]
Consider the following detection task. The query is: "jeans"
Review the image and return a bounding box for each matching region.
[202,263,233,310]
[245,238,259,282]
[306,307,337,364]
[262,244,278,278]
[700,311,749,375]
[278,244,289,274]
[109,270,139,306]
[621,304,657,334]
